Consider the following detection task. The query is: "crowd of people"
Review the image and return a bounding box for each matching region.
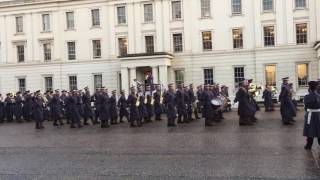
[0,83,231,129]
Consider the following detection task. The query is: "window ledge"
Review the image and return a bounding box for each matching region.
[93,57,102,59]
[230,13,243,17]
[199,16,213,20]
[41,31,52,34]
[116,23,128,27]
[65,28,76,32]
[293,7,309,12]
[142,21,155,25]
[90,26,101,29]
[14,32,25,36]
[262,10,275,14]
[170,19,184,23]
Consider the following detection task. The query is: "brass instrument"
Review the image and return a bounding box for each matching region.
[135,94,140,107]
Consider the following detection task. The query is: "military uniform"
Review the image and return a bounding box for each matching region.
[176,87,187,123]
[279,78,296,125]
[50,92,63,126]
[164,85,177,126]
[69,92,83,128]
[235,81,254,126]
[82,90,94,125]
[145,94,153,123]
[99,91,111,128]
[23,92,33,121]
[118,93,129,123]
[110,92,118,125]
[33,94,45,129]
[14,93,23,123]
[153,89,162,121]
[127,90,141,127]
[201,86,213,126]
[262,88,274,112]
[4,94,14,122]
[0,95,4,123]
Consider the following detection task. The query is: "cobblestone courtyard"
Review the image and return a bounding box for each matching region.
[0,109,319,179]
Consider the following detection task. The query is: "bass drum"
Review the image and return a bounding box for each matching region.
[211,98,223,108]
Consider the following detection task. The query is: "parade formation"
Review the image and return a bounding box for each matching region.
[1,76,320,150]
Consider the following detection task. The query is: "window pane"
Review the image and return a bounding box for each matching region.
[202,31,212,50]
[232,0,242,14]
[118,38,128,56]
[93,40,101,58]
[44,77,53,91]
[201,0,211,17]
[145,36,154,53]
[175,70,184,85]
[172,1,182,20]
[91,9,100,26]
[295,0,306,8]
[18,78,26,93]
[43,43,51,61]
[69,76,77,91]
[297,63,308,87]
[232,29,243,49]
[296,23,308,44]
[66,12,74,29]
[117,6,126,24]
[144,4,153,22]
[265,65,276,86]
[67,42,76,60]
[204,69,214,85]
[263,0,273,11]
[94,74,102,90]
[234,67,244,88]
[17,45,24,63]
[42,14,50,31]
[173,33,183,52]
[264,26,275,47]
[16,16,23,33]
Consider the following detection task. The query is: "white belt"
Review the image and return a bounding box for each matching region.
[307,109,320,125]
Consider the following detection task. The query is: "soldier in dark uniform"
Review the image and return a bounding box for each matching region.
[0,94,5,123]
[137,87,147,123]
[235,80,254,126]
[110,90,118,125]
[14,92,23,123]
[118,90,129,123]
[303,81,320,150]
[262,85,274,112]
[33,91,45,129]
[145,85,153,123]
[23,91,33,121]
[77,90,84,121]
[176,84,187,123]
[50,90,64,126]
[153,85,162,121]
[63,91,72,124]
[189,84,200,120]
[92,88,101,124]
[164,84,177,127]
[99,87,111,128]
[5,93,14,122]
[279,77,296,125]
[196,85,204,115]
[69,90,83,128]
[201,85,213,126]
[82,87,95,125]
[127,87,141,127]
[184,86,192,123]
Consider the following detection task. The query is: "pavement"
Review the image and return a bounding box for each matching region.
[0,109,320,180]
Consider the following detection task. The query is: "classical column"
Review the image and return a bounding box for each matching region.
[121,67,129,94]
[152,66,159,84]
[129,67,137,88]
[159,65,168,88]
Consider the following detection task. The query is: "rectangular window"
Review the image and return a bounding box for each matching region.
[202,31,212,51]
[201,0,211,18]
[92,40,101,58]
[18,78,26,93]
[67,42,76,60]
[204,69,214,85]
[118,38,128,56]
[232,28,243,49]
[234,67,245,88]
[175,70,184,85]
[42,14,50,32]
[69,76,77,91]
[17,45,25,63]
[265,65,276,86]
[145,36,154,53]
[264,26,275,47]
[91,9,100,27]
[66,12,75,30]
[144,4,153,22]
[263,0,274,12]
[173,33,183,52]
[295,0,306,9]
[94,74,103,90]
[117,6,126,24]
[16,16,23,33]
[296,23,308,44]
[44,77,53,91]
[43,43,51,61]
[232,0,242,15]
[297,63,308,87]
[172,1,182,20]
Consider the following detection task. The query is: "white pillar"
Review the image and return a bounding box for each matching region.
[121,67,129,94]
[159,65,168,88]
[129,67,137,88]
[152,66,159,84]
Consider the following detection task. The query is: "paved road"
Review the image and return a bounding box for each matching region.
[0,109,319,180]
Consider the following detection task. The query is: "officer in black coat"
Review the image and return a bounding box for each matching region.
[164,84,177,127]
[99,87,111,128]
[14,92,23,123]
[262,85,274,112]
[110,90,118,125]
[50,90,64,126]
[69,90,83,128]
[118,90,129,123]
[176,84,187,123]
[5,93,14,122]
[279,77,296,125]
[33,91,45,129]
[184,86,192,123]
[235,80,254,126]
[137,87,147,123]
[92,88,101,123]
[303,81,320,150]
[23,91,33,121]
[82,87,95,125]
[0,94,5,123]
[153,85,162,121]
[201,85,214,126]
[145,85,153,123]
[127,87,141,127]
